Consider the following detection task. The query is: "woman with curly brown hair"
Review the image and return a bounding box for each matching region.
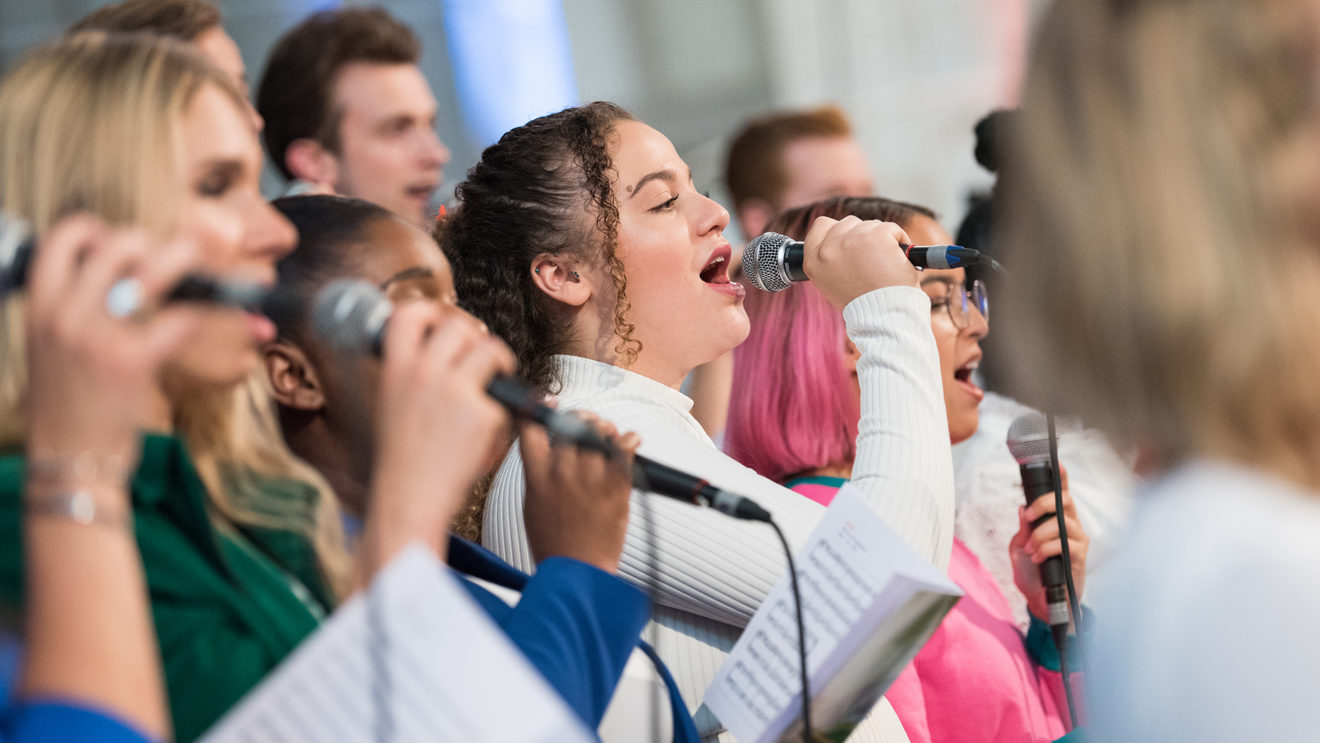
[442,101,953,742]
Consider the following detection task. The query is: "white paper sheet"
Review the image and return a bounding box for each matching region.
[202,545,594,743]
[703,490,961,743]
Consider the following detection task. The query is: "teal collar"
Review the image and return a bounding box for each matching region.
[783,474,849,489]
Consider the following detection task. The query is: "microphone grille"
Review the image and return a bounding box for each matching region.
[743,232,793,293]
[0,212,32,291]
[1006,412,1052,465]
[311,278,391,355]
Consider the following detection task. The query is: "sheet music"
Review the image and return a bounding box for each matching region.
[202,545,594,743]
[704,490,961,743]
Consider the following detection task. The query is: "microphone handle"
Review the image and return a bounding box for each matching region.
[633,456,772,522]
[353,303,773,523]
[2,229,272,314]
[1020,461,1070,626]
[484,376,772,520]
[777,238,982,281]
[782,240,808,282]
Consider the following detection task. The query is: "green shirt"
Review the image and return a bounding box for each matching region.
[0,433,336,742]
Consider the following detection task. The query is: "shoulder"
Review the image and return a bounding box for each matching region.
[1090,462,1320,739]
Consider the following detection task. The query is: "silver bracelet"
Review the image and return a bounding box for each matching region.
[27,451,132,487]
[26,490,131,531]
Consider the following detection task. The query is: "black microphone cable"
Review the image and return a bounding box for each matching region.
[766,518,812,743]
[595,441,813,743]
[1046,412,1084,730]
[623,477,807,743]
[637,471,663,743]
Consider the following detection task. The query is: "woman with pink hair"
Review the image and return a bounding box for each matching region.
[726,195,1088,743]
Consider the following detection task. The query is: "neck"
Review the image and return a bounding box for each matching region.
[565,304,695,390]
[796,462,854,481]
[142,383,174,434]
[617,354,689,390]
[279,409,368,519]
[566,324,690,390]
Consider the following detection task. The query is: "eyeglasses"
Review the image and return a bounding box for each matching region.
[927,278,989,329]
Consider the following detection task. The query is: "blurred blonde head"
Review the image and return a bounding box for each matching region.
[0,32,348,593]
[1005,0,1320,487]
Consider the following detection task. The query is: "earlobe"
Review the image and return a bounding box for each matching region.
[844,338,861,375]
[284,138,339,190]
[262,341,325,412]
[530,253,592,308]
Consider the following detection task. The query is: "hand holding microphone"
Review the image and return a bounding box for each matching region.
[741,221,998,297]
[23,215,204,478]
[800,216,918,309]
[1007,464,1089,627]
[363,300,517,570]
[3,211,276,315]
[1006,414,1089,634]
[520,412,639,574]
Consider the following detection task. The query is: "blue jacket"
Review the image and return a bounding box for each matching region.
[1,702,156,743]
[448,536,699,743]
[0,531,698,743]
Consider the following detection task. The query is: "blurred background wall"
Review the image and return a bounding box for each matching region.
[0,0,1046,240]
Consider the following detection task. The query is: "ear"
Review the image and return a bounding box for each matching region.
[284,138,340,190]
[737,199,775,239]
[843,338,861,375]
[262,341,325,412]
[530,253,593,308]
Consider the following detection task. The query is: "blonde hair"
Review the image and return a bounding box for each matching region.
[1004,0,1320,489]
[0,32,350,595]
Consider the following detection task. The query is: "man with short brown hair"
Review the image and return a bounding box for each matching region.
[256,8,450,227]
[688,105,876,437]
[724,104,874,239]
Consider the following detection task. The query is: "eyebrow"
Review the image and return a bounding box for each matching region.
[919,275,955,288]
[627,167,693,199]
[379,266,435,289]
[195,158,244,181]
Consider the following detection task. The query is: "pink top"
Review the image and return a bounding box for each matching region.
[789,477,1075,743]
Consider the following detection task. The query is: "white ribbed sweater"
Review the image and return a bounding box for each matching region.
[484,287,955,742]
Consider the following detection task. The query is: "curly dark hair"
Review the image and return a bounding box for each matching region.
[438,101,639,393]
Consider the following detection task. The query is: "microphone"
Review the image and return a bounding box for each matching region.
[1006,413,1071,633]
[311,278,773,522]
[742,231,992,293]
[0,212,273,313]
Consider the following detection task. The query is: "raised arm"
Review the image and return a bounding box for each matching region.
[487,217,953,626]
[16,217,204,742]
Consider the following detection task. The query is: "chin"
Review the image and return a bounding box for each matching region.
[948,411,980,445]
[167,344,258,394]
[720,305,752,352]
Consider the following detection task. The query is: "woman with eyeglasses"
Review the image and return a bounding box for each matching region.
[725,195,1088,743]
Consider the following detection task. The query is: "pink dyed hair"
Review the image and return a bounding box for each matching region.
[724,196,936,482]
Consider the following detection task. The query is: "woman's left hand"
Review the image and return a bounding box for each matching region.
[1009,465,1089,623]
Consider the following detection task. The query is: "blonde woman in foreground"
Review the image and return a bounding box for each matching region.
[1005,1,1320,740]
[0,32,515,741]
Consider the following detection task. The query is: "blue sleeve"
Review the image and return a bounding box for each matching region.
[0,631,18,709]
[461,558,650,729]
[1,700,159,743]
